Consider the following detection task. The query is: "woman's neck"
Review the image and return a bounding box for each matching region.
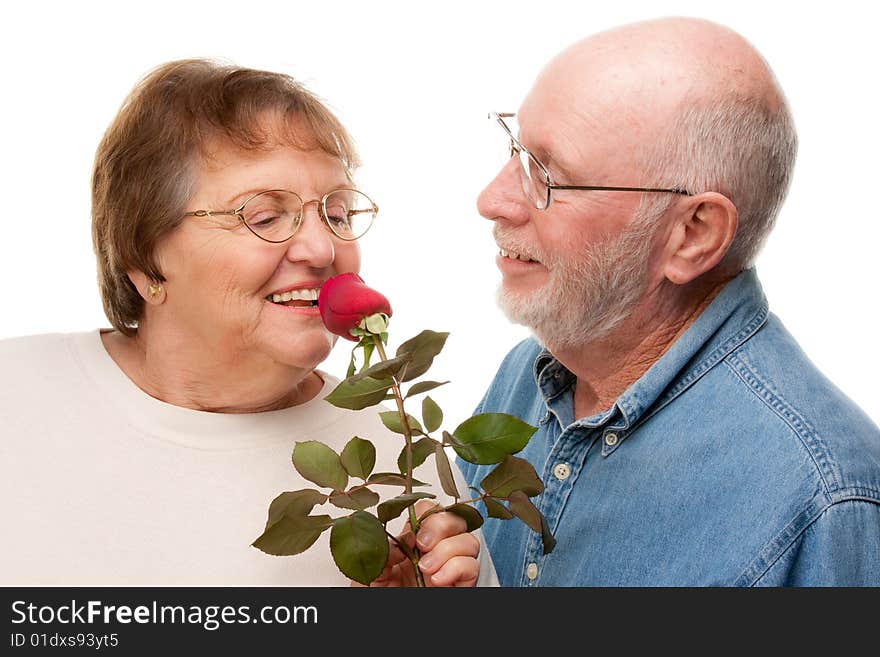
[101,329,322,413]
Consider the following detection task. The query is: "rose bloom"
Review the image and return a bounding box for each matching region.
[318,272,392,341]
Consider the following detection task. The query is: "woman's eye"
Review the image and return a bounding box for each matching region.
[249,213,282,228]
[327,211,351,227]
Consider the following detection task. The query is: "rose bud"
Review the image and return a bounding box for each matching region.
[318,273,393,341]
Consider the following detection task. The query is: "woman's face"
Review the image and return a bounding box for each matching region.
[152,137,361,372]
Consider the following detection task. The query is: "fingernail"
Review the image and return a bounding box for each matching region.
[417,531,433,549]
[419,555,435,570]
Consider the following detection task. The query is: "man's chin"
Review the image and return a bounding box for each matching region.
[496,288,540,326]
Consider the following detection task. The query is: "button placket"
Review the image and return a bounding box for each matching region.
[553,463,571,480]
[526,562,539,581]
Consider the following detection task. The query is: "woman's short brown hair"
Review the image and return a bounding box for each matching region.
[91,58,360,335]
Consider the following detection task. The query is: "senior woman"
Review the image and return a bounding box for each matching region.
[0,59,494,586]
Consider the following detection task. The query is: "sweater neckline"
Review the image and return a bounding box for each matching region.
[68,329,341,450]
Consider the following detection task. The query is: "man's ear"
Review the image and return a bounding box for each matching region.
[128,270,166,305]
[662,192,738,285]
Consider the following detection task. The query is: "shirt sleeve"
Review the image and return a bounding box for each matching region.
[753,499,880,586]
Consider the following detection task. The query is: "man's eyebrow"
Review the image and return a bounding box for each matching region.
[531,141,577,183]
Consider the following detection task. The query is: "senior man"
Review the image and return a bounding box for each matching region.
[458,17,880,586]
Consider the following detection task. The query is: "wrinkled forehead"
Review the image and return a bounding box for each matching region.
[517,61,668,175]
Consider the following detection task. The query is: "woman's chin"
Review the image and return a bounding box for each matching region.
[266,331,335,371]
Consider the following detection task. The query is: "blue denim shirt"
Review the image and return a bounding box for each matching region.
[458,269,880,586]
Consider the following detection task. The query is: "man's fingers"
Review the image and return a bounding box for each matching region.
[427,556,479,587]
[417,533,479,575]
[414,502,468,551]
[371,560,419,587]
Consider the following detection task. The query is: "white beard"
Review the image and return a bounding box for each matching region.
[495,206,659,351]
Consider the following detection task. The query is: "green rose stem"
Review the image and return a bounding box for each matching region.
[371,334,425,588]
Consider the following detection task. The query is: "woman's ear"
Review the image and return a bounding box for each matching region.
[128,270,166,305]
[662,192,738,285]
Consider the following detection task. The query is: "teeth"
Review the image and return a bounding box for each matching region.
[499,248,531,262]
[270,287,320,303]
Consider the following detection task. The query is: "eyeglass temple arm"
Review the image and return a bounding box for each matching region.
[183,210,241,217]
[550,184,692,196]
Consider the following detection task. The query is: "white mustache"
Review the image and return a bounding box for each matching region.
[492,226,546,264]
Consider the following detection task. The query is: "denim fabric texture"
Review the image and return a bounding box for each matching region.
[458,269,880,586]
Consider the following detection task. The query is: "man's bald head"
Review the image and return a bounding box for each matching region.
[520,17,797,270]
[545,17,782,107]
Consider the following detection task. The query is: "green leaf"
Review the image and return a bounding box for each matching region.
[422,396,443,433]
[292,441,349,491]
[339,437,376,480]
[367,472,430,487]
[252,514,333,556]
[446,503,484,532]
[379,411,423,435]
[396,436,439,473]
[347,355,411,384]
[508,491,556,555]
[329,487,381,511]
[450,413,537,464]
[404,380,449,399]
[330,511,390,585]
[395,330,449,382]
[377,492,436,524]
[346,348,357,378]
[433,444,460,499]
[484,496,514,520]
[360,340,374,371]
[263,489,329,529]
[479,455,544,498]
[325,376,394,410]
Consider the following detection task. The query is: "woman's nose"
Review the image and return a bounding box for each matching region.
[285,202,335,267]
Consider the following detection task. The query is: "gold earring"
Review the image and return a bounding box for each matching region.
[148,283,163,299]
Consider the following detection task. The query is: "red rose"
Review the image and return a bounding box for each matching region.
[318,273,393,341]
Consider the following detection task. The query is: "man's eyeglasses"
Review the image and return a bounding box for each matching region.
[490,112,691,210]
[183,188,377,243]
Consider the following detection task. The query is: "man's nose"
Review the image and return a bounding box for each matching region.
[476,158,531,226]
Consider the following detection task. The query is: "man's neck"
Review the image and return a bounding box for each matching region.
[550,276,730,420]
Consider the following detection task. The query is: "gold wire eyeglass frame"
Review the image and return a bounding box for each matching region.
[183,188,378,243]
[490,112,691,209]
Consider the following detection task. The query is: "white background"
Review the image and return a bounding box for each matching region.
[1,0,877,427]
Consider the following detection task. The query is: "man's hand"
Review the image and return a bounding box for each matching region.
[368,500,480,587]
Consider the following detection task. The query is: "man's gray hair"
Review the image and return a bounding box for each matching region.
[644,91,798,271]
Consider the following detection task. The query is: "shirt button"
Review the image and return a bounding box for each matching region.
[553,463,571,480]
[604,432,619,447]
[526,563,539,580]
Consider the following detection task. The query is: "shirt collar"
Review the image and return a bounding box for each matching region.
[533,268,769,430]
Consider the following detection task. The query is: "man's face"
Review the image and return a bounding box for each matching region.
[478,66,665,350]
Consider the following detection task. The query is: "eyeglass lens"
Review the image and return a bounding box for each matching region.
[498,115,551,210]
[241,190,375,242]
